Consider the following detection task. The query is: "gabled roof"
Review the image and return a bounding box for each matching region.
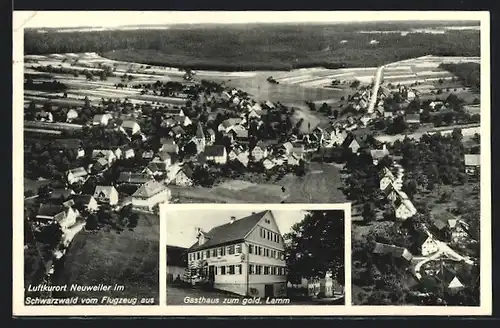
[117,172,151,184]
[93,185,117,199]
[221,118,242,128]
[188,211,269,252]
[132,180,168,198]
[204,145,226,157]
[96,157,109,167]
[37,204,65,217]
[67,167,87,177]
[195,122,205,139]
[49,189,74,201]
[171,126,185,135]
[178,165,194,179]
[405,113,421,123]
[373,242,413,261]
[72,194,95,206]
[121,120,139,129]
[146,162,168,173]
[370,148,390,160]
[464,154,480,166]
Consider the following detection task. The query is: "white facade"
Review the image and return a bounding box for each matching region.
[421,237,439,256]
[187,212,287,297]
[132,188,171,210]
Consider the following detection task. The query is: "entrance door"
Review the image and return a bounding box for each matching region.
[208,266,215,285]
[265,284,274,297]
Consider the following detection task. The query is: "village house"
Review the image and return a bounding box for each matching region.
[173,114,192,127]
[92,157,111,173]
[236,151,250,168]
[419,233,440,256]
[154,151,178,167]
[166,245,188,284]
[187,210,287,297]
[66,109,79,122]
[121,120,141,135]
[169,125,186,139]
[370,144,390,165]
[218,118,243,134]
[143,162,168,177]
[131,180,171,211]
[93,185,119,206]
[282,142,294,155]
[379,167,402,191]
[160,138,179,154]
[92,149,117,163]
[263,100,276,110]
[36,110,53,122]
[464,154,480,177]
[429,101,444,111]
[161,118,177,128]
[66,167,88,185]
[117,172,151,186]
[440,267,465,290]
[142,150,155,160]
[322,127,348,148]
[162,108,185,117]
[35,204,78,230]
[92,113,113,126]
[404,113,421,126]
[451,221,471,242]
[393,189,417,220]
[173,165,194,187]
[250,143,268,162]
[115,145,135,160]
[221,91,231,101]
[263,158,276,170]
[342,134,362,154]
[373,242,413,262]
[206,128,216,145]
[51,139,85,159]
[203,145,227,165]
[49,189,75,202]
[72,195,99,213]
[287,153,301,166]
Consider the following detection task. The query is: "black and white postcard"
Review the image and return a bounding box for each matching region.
[12,10,491,316]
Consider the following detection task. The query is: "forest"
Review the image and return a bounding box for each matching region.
[25,25,480,71]
[439,62,481,92]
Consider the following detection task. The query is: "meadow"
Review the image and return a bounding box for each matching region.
[51,212,160,304]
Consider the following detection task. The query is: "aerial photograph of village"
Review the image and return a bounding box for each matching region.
[19,11,483,308]
[166,207,345,305]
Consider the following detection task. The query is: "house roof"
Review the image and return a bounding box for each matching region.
[96,157,108,167]
[370,148,390,160]
[405,114,421,123]
[117,172,151,184]
[179,165,194,178]
[204,145,226,157]
[282,142,293,151]
[373,242,413,260]
[93,186,117,199]
[72,194,95,206]
[49,189,74,201]
[188,211,269,252]
[464,154,480,166]
[221,118,242,128]
[147,162,168,173]
[132,180,168,198]
[37,204,65,217]
[67,167,87,177]
[121,120,139,129]
[171,126,185,135]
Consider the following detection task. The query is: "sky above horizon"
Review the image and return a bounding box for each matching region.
[14,11,482,29]
[165,209,307,248]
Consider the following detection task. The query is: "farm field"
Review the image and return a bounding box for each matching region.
[171,162,346,204]
[51,212,160,304]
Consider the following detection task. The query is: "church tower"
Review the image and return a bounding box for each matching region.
[194,122,206,154]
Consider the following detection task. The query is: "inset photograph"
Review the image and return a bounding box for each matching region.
[165,205,346,305]
[24,191,160,306]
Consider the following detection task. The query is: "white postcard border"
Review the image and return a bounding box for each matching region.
[13,10,492,317]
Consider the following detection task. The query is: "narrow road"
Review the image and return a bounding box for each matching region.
[367,66,384,114]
